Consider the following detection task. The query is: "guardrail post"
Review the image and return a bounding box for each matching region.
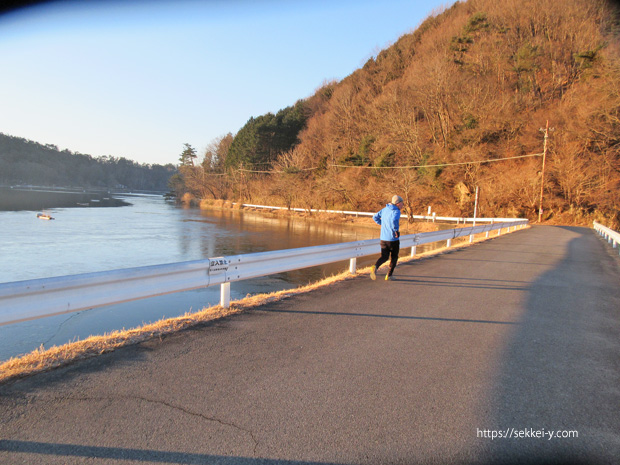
[220,282,230,308]
[411,245,417,257]
[349,258,357,274]
[447,239,452,247]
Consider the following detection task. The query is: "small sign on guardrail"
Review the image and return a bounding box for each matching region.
[209,258,230,274]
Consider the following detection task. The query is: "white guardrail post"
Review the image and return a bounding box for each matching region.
[220,282,230,308]
[0,219,528,325]
[349,258,357,274]
[593,221,620,255]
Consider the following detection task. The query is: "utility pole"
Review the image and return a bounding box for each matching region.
[538,120,551,223]
[470,186,479,243]
[472,186,479,227]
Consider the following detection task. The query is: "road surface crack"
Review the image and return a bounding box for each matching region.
[62,394,260,454]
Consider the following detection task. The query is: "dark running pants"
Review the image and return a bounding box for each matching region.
[374,240,400,276]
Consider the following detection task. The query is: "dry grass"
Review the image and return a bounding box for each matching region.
[0,272,359,384]
[0,225,527,385]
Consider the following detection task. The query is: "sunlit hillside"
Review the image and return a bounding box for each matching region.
[178,0,620,227]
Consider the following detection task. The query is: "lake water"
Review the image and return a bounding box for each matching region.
[0,195,379,283]
[0,195,382,360]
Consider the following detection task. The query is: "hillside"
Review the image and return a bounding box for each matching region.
[177,0,620,227]
[0,133,176,191]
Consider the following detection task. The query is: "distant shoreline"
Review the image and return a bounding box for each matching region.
[0,186,132,211]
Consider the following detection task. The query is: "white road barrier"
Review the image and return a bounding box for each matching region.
[593,221,620,253]
[0,220,528,326]
[241,203,525,224]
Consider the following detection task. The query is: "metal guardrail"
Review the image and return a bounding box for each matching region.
[241,203,525,224]
[0,220,528,326]
[593,221,620,254]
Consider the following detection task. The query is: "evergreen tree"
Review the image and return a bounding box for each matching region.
[225,101,308,170]
[179,143,197,166]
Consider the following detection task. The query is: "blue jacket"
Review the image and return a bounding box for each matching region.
[373,203,401,241]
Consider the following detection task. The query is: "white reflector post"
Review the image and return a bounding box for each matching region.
[349,258,357,274]
[220,282,230,308]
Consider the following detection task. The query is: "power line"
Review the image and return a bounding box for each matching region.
[233,152,543,173]
[330,153,543,169]
[237,166,318,174]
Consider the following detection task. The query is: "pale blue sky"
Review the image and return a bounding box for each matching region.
[0,0,453,166]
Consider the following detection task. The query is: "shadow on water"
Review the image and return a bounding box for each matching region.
[482,227,620,465]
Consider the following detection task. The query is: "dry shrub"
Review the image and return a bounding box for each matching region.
[199,199,214,209]
[180,192,195,204]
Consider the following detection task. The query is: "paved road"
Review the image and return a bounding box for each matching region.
[1,226,619,465]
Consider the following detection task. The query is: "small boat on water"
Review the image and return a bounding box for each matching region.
[37,213,54,220]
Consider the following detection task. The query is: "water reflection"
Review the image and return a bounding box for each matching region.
[176,206,378,281]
